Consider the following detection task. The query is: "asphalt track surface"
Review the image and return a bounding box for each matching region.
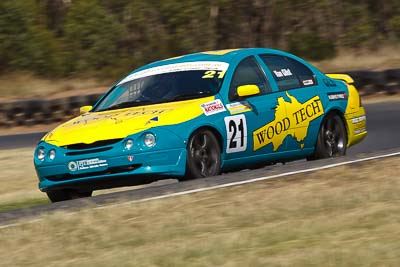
[0,100,399,225]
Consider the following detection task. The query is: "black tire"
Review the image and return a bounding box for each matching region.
[182,129,221,180]
[47,189,93,203]
[311,113,347,160]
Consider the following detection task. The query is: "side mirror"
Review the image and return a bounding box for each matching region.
[237,85,261,98]
[79,105,92,115]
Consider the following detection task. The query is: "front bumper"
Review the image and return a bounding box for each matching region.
[34,130,187,192]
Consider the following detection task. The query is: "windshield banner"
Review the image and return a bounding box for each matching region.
[117,61,229,85]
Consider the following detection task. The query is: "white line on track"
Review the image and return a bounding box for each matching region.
[96,151,400,208]
[1,150,400,230]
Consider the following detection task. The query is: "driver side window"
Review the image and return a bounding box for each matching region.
[229,56,271,101]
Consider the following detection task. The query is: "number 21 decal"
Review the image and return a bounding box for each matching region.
[224,115,247,153]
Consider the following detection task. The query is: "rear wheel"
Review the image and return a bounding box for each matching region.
[182,129,221,180]
[47,189,93,203]
[311,113,347,160]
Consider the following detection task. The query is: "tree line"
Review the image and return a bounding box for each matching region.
[0,0,399,78]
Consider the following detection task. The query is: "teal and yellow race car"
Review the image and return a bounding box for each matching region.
[34,48,367,202]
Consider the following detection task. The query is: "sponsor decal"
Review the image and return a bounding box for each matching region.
[145,116,159,125]
[328,92,347,101]
[118,61,229,85]
[123,110,167,117]
[68,158,108,172]
[302,79,314,86]
[224,115,247,153]
[253,92,324,151]
[273,68,293,78]
[351,115,366,124]
[354,128,366,134]
[226,101,252,115]
[351,115,366,135]
[72,110,168,126]
[201,99,226,116]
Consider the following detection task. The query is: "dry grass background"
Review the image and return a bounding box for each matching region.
[313,45,400,72]
[0,72,108,102]
[0,156,399,266]
[0,45,399,102]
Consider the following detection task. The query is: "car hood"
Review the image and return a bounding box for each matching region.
[43,96,215,147]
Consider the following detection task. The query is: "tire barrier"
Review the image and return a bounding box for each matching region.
[0,68,399,128]
[0,93,103,128]
[342,69,400,95]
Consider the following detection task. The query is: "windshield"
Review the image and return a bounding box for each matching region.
[94,61,229,112]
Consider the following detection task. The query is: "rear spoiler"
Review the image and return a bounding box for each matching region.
[325,74,354,84]
[326,73,363,108]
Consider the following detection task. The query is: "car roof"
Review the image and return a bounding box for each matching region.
[132,48,293,73]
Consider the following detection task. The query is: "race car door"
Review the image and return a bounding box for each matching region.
[259,54,324,152]
[224,56,290,159]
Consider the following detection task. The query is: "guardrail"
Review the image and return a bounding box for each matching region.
[0,68,399,127]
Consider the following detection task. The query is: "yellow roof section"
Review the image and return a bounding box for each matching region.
[202,49,240,55]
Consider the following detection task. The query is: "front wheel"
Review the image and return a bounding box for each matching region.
[47,189,93,203]
[182,130,221,180]
[311,113,347,160]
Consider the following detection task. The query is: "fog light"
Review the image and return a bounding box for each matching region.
[125,139,134,150]
[37,147,45,161]
[48,149,56,160]
[144,133,156,147]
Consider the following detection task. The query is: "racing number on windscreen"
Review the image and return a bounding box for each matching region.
[202,70,226,79]
[224,115,247,153]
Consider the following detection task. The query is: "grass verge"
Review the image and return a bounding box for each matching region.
[0,156,399,266]
[0,148,49,211]
[0,148,164,211]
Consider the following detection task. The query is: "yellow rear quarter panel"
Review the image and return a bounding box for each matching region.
[326,74,367,147]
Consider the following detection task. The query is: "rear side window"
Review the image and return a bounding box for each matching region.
[286,58,316,87]
[260,55,316,91]
[229,56,271,101]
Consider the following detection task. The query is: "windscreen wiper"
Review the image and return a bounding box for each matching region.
[172,92,213,101]
[97,100,153,112]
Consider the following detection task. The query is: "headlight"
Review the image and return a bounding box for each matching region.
[48,149,56,160]
[144,133,156,147]
[37,147,46,161]
[124,139,134,150]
